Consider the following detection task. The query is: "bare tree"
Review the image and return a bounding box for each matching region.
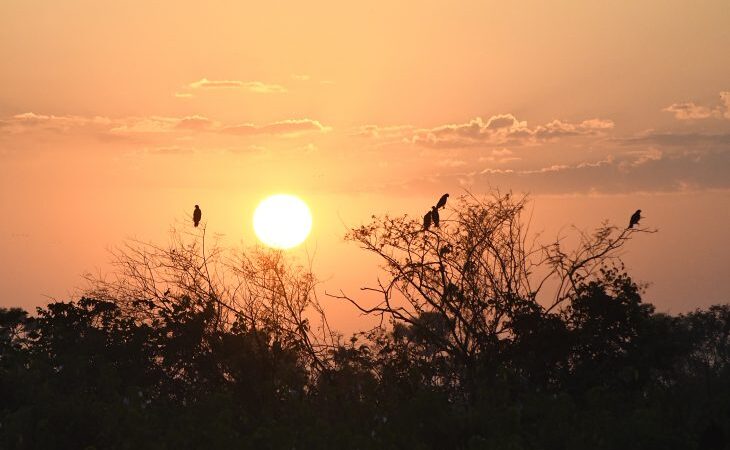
[330,191,656,368]
[83,225,334,371]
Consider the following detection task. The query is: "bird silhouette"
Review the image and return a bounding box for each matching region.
[423,210,432,231]
[431,206,440,227]
[193,205,202,227]
[439,244,452,256]
[436,193,449,209]
[628,209,641,229]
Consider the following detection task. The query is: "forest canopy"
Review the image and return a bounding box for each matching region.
[1,193,728,450]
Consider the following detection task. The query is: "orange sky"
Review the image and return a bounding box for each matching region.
[1,0,729,331]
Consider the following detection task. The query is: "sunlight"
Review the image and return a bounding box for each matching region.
[253,194,312,249]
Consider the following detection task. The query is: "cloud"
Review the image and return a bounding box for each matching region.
[618,131,730,148]
[663,103,714,120]
[663,91,730,120]
[175,115,217,131]
[0,113,329,140]
[351,124,414,139]
[109,116,180,133]
[459,144,730,194]
[437,159,468,168]
[722,92,730,119]
[407,114,614,148]
[0,113,208,135]
[221,119,330,137]
[188,78,287,93]
[622,148,663,168]
[478,148,521,164]
[0,112,112,133]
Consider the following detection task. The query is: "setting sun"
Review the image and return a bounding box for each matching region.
[253,194,312,249]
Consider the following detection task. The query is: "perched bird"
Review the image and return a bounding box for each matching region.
[431,206,440,227]
[423,210,432,231]
[436,193,449,209]
[628,209,642,229]
[439,244,452,257]
[193,205,202,227]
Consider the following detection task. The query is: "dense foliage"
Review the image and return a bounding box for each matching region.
[1,291,728,449]
[1,194,728,449]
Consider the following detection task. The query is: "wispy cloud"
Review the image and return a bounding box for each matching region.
[221,119,330,137]
[0,112,329,139]
[0,112,112,133]
[478,148,521,164]
[187,78,287,93]
[663,91,730,120]
[617,131,730,148]
[351,124,415,139]
[663,103,715,120]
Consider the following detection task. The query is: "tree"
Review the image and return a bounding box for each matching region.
[332,191,656,386]
[83,226,334,372]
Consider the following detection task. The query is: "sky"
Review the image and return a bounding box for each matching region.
[1,0,729,332]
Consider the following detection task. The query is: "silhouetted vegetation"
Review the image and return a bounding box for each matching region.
[1,193,728,449]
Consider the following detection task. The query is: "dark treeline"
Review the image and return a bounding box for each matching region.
[1,193,728,449]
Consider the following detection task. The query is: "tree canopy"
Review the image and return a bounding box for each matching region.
[1,193,727,449]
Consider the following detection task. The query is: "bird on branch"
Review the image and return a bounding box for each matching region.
[423,210,433,231]
[628,209,642,229]
[193,205,202,227]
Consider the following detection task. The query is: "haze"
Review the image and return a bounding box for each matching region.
[1,0,729,331]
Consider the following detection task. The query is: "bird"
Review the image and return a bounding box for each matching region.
[431,206,440,227]
[193,205,202,227]
[439,244,452,257]
[628,209,641,229]
[423,210,432,230]
[436,193,449,209]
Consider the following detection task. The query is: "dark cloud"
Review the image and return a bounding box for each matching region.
[618,132,730,148]
[466,148,730,194]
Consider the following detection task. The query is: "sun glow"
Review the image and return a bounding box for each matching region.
[253,194,312,249]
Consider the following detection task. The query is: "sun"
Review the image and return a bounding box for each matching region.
[253,194,312,249]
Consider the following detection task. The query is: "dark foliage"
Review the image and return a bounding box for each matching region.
[1,285,729,449]
[0,195,727,448]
